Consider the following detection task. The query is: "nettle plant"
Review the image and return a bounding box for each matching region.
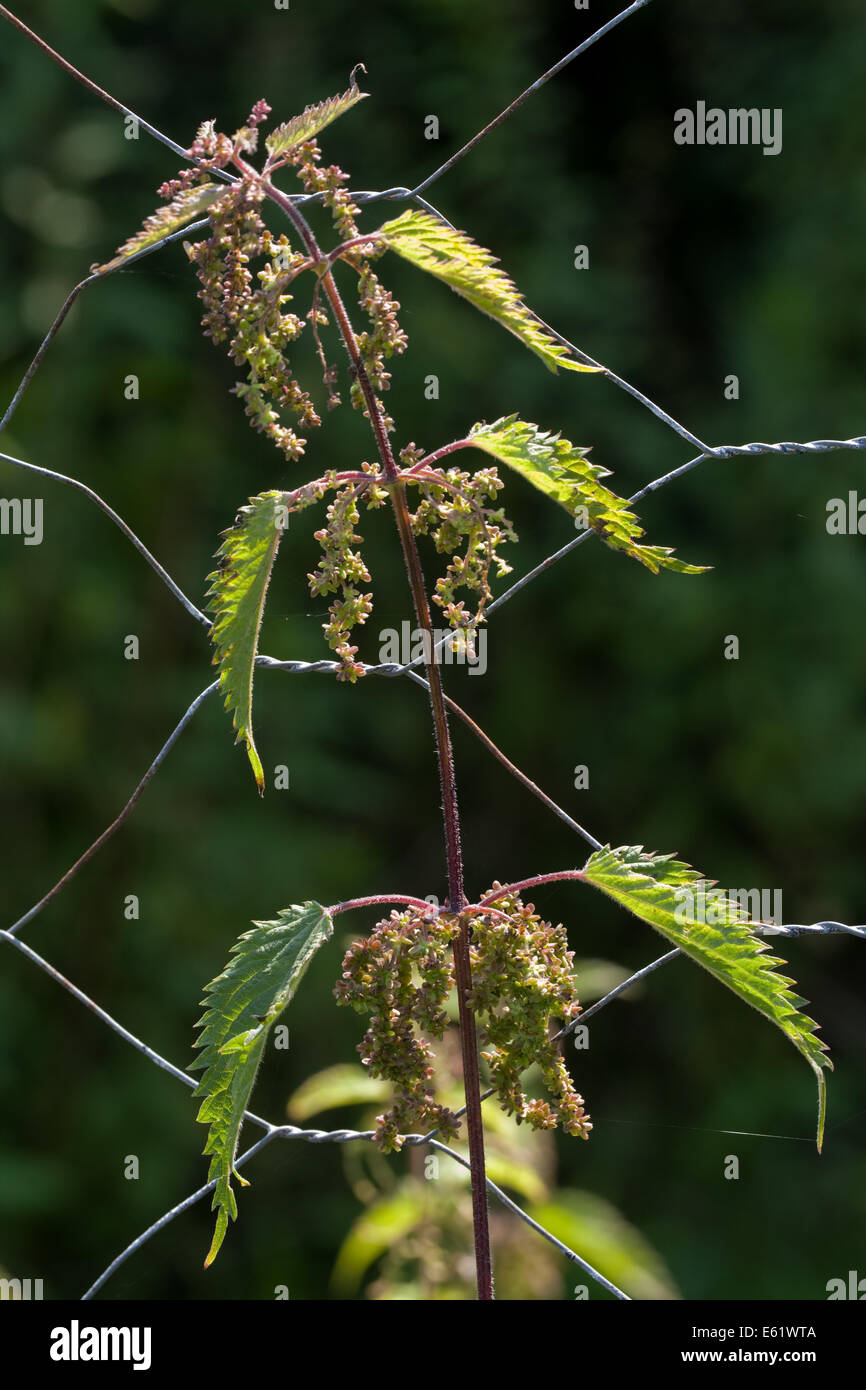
[4,5,846,1295]
[88,82,835,1296]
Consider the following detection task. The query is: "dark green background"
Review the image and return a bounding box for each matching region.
[0,0,864,1299]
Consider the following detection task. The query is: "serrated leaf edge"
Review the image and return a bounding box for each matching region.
[578,844,831,1150]
[190,902,334,1265]
[468,415,707,575]
[265,85,368,157]
[206,491,287,794]
[375,211,600,375]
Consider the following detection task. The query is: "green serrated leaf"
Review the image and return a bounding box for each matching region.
[190,902,334,1267]
[93,182,226,274]
[374,211,599,375]
[206,491,287,794]
[265,86,368,157]
[579,845,832,1149]
[468,415,707,574]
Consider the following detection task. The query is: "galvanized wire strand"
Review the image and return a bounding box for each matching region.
[6,681,221,938]
[0,4,238,179]
[0,928,270,1132]
[630,436,866,508]
[80,1119,627,1301]
[410,0,655,199]
[759,921,866,939]
[0,449,210,628]
[714,437,866,459]
[486,433,866,617]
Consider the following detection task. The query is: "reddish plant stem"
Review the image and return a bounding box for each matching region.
[323,233,388,263]
[408,439,474,471]
[330,894,432,916]
[282,469,377,502]
[478,871,586,907]
[248,165,494,1299]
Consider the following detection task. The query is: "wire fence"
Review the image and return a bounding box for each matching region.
[1,0,864,1301]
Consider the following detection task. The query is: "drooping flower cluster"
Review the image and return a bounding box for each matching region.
[334,892,591,1151]
[334,907,463,1150]
[308,481,379,681]
[125,101,522,679]
[469,888,592,1139]
[184,161,317,462]
[286,138,407,430]
[161,98,407,462]
[404,459,516,643]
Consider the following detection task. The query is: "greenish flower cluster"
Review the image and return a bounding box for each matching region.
[185,176,317,462]
[334,892,591,1151]
[174,103,406,463]
[308,483,376,682]
[469,889,592,1139]
[407,464,516,642]
[288,138,407,431]
[334,907,463,1151]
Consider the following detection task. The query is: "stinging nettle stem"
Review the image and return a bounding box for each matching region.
[242,162,494,1300]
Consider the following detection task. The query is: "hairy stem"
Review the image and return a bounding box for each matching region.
[478,870,587,906]
[330,894,432,916]
[409,439,474,471]
[243,163,493,1299]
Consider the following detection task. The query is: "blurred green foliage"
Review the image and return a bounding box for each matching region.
[0,0,864,1300]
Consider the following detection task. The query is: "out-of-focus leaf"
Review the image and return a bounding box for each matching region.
[287,1063,392,1121]
[529,1190,681,1300]
[331,1190,424,1295]
[572,957,640,1003]
[484,1153,549,1205]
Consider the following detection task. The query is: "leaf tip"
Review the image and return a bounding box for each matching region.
[247,741,265,794]
[204,1210,228,1268]
[815,1069,828,1154]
